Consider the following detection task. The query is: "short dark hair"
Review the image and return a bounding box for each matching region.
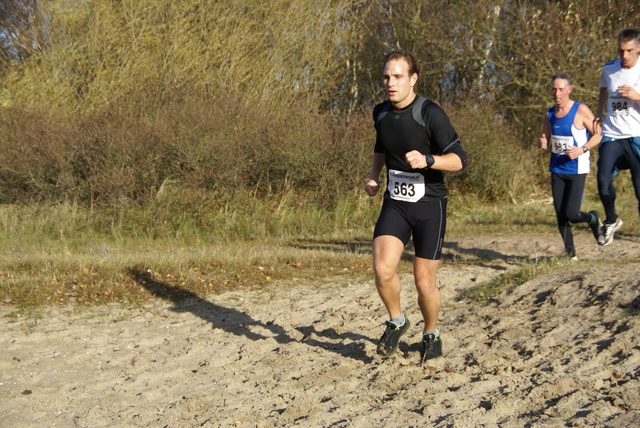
[384,50,420,76]
[552,72,572,86]
[618,28,640,44]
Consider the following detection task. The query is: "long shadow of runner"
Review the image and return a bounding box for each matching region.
[128,267,291,343]
[128,268,374,363]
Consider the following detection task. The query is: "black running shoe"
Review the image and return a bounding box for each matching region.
[588,210,602,244]
[420,333,443,365]
[376,317,410,357]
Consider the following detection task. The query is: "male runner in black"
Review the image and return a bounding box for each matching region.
[364,50,468,364]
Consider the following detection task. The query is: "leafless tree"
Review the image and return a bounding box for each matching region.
[0,0,45,65]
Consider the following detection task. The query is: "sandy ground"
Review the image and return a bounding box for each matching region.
[1,232,640,427]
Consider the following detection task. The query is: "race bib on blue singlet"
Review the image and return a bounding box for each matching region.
[551,135,573,154]
[387,169,426,202]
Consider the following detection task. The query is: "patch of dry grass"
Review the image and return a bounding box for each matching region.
[0,199,379,308]
[0,239,375,308]
[3,182,640,309]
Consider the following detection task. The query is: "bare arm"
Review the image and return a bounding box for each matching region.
[405,150,463,171]
[565,103,603,160]
[539,116,550,150]
[579,103,603,151]
[617,84,640,101]
[597,86,608,119]
[364,152,385,196]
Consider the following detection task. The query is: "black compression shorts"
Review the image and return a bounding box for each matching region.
[373,197,447,260]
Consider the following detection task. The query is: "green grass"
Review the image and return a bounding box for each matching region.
[0,193,379,308]
[2,182,640,309]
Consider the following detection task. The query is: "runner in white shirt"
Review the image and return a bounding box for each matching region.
[595,28,640,245]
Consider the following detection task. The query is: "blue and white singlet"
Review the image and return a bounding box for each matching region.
[548,101,590,174]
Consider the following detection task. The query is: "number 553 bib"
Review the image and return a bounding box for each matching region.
[388,169,426,202]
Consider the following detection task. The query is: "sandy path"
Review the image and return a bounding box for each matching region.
[1,234,639,427]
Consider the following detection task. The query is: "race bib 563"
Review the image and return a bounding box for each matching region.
[387,169,426,202]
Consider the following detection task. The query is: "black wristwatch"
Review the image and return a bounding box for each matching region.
[426,155,435,168]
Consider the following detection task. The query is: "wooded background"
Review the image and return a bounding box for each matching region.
[1,0,639,206]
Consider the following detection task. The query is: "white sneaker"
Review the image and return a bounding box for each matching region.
[600,217,623,246]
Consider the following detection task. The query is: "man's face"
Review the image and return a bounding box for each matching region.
[383,59,417,108]
[552,78,572,106]
[618,39,640,69]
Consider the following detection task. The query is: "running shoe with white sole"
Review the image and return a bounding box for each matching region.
[600,217,623,246]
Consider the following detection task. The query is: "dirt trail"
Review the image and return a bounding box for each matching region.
[1,233,639,427]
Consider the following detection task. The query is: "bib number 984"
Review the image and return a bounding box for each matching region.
[611,100,629,116]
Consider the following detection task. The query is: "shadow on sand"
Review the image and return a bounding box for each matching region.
[128,268,374,363]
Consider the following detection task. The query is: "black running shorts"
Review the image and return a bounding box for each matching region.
[373,197,447,260]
